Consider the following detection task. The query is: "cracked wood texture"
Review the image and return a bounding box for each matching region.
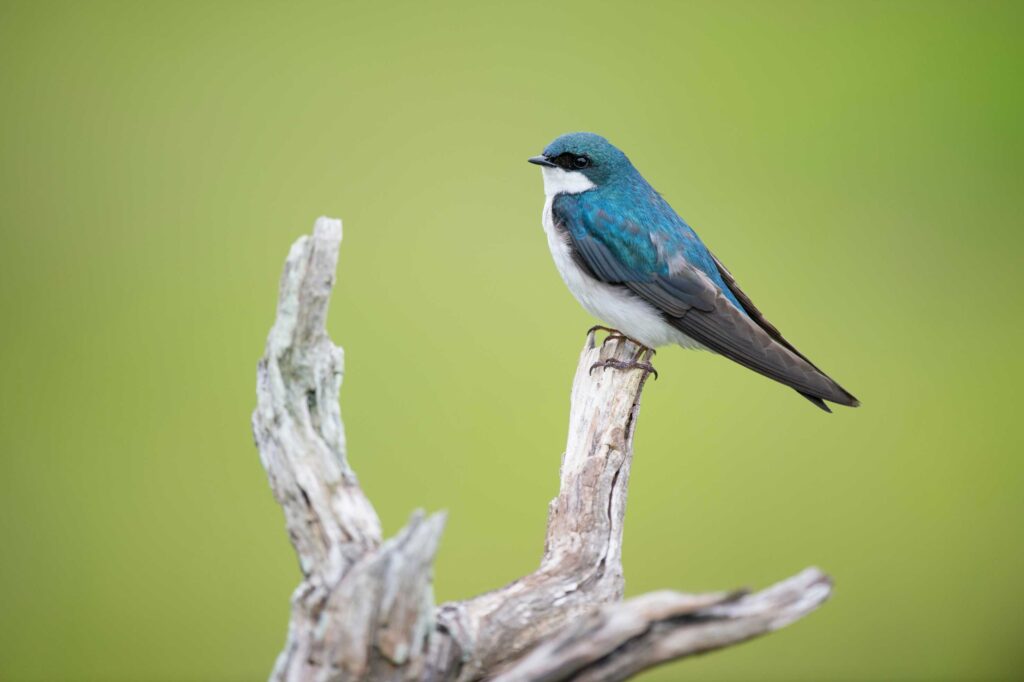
[253,217,832,682]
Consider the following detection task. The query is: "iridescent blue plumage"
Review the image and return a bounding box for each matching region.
[553,174,746,313]
[531,131,859,411]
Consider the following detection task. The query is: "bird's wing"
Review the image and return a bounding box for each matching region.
[556,199,718,316]
[709,252,814,366]
[552,196,859,408]
[707,252,859,410]
[569,224,716,316]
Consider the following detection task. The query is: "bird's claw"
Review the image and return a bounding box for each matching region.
[588,358,659,380]
[589,323,659,356]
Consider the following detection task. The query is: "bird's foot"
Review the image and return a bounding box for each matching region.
[586,325,657,357]
[589,358,659,380]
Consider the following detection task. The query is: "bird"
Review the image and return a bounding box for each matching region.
[529,132,858,412]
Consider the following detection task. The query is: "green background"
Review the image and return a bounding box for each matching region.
[1,1,1021,680]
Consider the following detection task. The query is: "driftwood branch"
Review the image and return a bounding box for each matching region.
[252,217,831,682]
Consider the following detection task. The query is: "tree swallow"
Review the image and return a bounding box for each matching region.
[529,132,858,411]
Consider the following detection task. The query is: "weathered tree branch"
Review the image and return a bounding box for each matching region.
[253,217,831,682]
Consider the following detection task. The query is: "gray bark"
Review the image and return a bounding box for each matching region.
[252,217,831,682]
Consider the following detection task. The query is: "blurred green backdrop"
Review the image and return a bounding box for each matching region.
[1,1,1022,680]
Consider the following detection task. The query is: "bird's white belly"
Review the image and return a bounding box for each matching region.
[542,197,704,350]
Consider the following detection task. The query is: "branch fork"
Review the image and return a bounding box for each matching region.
[252,217,831,682]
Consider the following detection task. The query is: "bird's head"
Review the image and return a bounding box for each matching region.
[529,132,632,196]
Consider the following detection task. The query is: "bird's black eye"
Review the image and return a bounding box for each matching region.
[551,152,591,170]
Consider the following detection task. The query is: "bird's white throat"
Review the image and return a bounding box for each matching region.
[541,166,596,197]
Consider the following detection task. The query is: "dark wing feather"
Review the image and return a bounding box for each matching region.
[710,254,831,410]
[671,250,856,405]
[667,284,859,407]
[711,254,815,367]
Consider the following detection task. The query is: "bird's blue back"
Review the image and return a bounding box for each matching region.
[557,166,746,312]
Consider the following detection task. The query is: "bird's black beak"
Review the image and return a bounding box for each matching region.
[528,155,556,168]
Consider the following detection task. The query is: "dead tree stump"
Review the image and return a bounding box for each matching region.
[252,217,831,682]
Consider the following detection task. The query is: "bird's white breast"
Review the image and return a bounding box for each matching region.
[540,171,701,349]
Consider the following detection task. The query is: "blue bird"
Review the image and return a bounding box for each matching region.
[529,132,858,411]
